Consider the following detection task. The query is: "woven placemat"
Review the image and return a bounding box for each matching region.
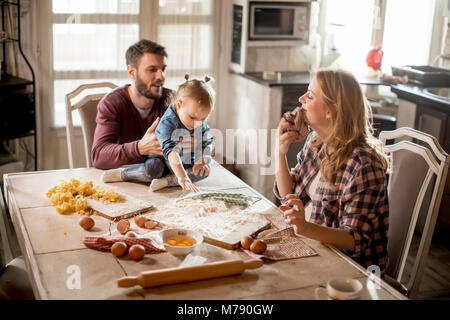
[244,227,318,261]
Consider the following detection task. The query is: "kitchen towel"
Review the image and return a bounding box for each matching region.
[83,235,166,254]
[244,227,318,261]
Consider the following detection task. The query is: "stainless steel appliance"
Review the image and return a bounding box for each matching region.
[249,1,309,42]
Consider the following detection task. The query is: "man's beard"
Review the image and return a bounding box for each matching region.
[135,74,163,99]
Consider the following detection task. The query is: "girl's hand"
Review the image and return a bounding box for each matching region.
[193,162,210,177]
[178,176,199,193]
[279,194,307,234]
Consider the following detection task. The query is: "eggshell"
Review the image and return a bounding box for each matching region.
[250,240,267,254]
[126,231,137,238]
[144,220,158,230]
[129,244,145,261]
[240,235,254,250]
[117,219,130,234]
[134,216,147,228]
[111,242,128,257]
[79,216,95,230]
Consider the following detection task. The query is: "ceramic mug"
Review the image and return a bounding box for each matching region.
[315,278,363,300]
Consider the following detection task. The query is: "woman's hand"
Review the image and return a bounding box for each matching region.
[278,112,302,155]
[277,117,301,155]
[279,194,307,234]
[177,176,199,192]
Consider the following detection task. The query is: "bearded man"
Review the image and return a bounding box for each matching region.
[92,40,174,169]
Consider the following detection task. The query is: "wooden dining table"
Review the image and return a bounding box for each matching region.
[2,161,406,300]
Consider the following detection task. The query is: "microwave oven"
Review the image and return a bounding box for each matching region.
[248,1,309,41]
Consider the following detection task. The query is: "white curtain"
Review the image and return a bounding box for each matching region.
[156,0,216,89]
[51,0,140,127]
[36,0,219,169]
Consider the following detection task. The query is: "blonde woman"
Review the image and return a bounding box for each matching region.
[274,69,389,272]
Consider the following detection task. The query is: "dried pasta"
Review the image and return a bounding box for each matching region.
[46,178,121,215]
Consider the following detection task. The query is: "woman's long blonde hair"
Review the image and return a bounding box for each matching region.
[311,69,388,186]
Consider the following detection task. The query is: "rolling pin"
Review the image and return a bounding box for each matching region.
[117,259,263,288]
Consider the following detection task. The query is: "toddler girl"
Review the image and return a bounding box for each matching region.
[102,74,215,192]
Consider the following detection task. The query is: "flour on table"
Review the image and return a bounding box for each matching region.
[149,199,268,239]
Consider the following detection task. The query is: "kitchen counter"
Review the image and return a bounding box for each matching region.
[239,71,311,87]
[238,71,391,87]
[391,83,450,114]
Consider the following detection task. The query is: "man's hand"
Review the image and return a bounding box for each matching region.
[137,118,163,156]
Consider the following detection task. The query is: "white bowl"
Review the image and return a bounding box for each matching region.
[159,229,203,255]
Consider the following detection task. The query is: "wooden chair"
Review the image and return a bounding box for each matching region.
[380,127,450,299]
[65,82,117,168]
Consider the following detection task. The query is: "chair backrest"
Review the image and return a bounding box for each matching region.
[379,127,449,299]
[65,82,117,168]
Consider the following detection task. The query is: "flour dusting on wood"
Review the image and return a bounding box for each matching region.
[149,198,269,239]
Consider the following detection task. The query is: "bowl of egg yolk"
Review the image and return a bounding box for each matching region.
[159,229,203,255]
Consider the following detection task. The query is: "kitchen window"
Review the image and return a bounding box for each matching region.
[48,0,217,127]
[323,0,437,75]
[381,0,436,73]
[323,0,375,73]
[156,0,216,90]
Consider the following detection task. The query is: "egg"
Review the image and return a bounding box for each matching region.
[250,240,267,254]
[240,235,254,250]
[79,216,95,230]
[144,220,158,230]
[117,219,130,234]
[111,241,128,257]
[126,231,137,238]
[134,216,147,228]
[129,244,145,261]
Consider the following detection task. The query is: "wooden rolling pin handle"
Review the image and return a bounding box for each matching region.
[244,259,263,269]
[117,259,263,289]
[117,276,138,288]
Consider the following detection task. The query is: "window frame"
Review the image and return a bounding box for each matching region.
[42,0,218,128]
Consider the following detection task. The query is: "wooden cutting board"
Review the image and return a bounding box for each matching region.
[147,203,272,250]
[86,193,153,221]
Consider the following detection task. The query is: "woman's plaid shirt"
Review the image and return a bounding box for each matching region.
[274,134,389,272]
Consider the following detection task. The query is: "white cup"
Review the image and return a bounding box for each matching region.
[315,278,363,300]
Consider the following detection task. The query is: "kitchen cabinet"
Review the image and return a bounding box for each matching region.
[220,72,283,202]
[414,104,450,243]
[391,84,450,247]
[415,105,447,147]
